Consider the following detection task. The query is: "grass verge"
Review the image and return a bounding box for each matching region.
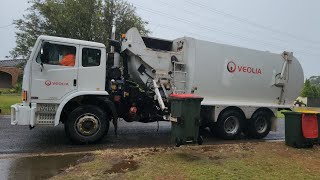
[0,94,20,115]
[51,142,320,180]
[277,110,290,118]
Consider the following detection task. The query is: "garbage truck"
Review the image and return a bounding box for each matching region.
[11,27,304,144]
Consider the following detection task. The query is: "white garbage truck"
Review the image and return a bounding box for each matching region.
[11,27,304,144]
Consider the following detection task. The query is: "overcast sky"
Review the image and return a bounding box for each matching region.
[0,0,319,78]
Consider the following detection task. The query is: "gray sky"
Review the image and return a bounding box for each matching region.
[0,0,319,78]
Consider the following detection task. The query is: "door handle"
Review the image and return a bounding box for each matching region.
[40,63,44,72]
[73,79,77,87]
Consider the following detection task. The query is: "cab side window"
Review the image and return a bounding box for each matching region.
[82,48,101,67]
[39,42,76,67]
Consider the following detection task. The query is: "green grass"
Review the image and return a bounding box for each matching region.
[51,142,320,180]
[277,110,290,118]
[0,94,21,115]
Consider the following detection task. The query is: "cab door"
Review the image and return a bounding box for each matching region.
[77,46,105,91]
[30,41,79,102]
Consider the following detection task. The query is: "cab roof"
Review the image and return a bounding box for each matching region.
[38,35,106,48]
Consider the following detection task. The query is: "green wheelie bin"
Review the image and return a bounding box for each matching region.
[169,94,204,147]
[283,111,318,148]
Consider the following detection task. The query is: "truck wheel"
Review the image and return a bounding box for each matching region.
[216,110,244,140]
[247,111,272,139]
[65,105,109,144]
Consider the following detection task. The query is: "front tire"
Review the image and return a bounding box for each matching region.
[216,110,244,140]
[65,105,109,144]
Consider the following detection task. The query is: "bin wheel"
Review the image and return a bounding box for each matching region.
[305,144,314,148]
[175,138,182,147]
[198,136,203,145]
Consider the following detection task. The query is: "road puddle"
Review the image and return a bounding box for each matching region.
[0,154,88,180]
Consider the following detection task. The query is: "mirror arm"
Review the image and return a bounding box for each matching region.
[40,62,44,72]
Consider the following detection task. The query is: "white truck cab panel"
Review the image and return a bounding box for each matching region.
[30,41,79,102]
[54,91,109,126]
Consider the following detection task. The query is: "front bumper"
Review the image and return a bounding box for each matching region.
[11,103,36,126]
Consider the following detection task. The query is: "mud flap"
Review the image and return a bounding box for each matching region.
[100,98,118,135]
[113,118,118,135]
[271,116,278,132]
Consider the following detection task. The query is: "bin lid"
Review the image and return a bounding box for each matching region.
[169,94,203,99]
[283,111,319,115]
[296,110,319,114]
[293,107,320,114]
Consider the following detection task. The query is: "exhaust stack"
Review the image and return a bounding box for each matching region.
[110,23,120,67]
[110,23,116,53]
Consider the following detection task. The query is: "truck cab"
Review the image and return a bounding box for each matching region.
[11,36,114,143]
[11,31,172,144]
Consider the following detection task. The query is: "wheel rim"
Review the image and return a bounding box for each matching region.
[223,116,240,134]
[75,113,100,136]
[255,117,267,133]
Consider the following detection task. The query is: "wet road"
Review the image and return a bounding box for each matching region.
[0,116,285,154]
[0,116,285,179]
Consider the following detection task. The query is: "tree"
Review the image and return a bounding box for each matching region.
[301,79,320,98]
[301,79,312,97]
[11,0,149,58]
[309,76,320,86]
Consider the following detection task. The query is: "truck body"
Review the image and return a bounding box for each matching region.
[11,27,304,143]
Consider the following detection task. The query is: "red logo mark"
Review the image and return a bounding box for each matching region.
[227,60,262,75]
[227,61,236,73]
[45,80,69,86]
[45,80,52,86]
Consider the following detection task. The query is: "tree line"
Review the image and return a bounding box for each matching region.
[11,0,149,58]
[301,76,320,98]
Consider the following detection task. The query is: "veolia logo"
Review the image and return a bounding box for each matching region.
[227,61,236,73]
[45,80,69,86]
[45,80,52,86]
[227,60,262,75]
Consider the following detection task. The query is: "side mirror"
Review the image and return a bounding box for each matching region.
[108,39,121,53]
[40,42,50,63]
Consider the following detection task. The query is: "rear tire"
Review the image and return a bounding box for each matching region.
[216,110,244,140]
[247,110,272,139]
[65,105,109,144]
